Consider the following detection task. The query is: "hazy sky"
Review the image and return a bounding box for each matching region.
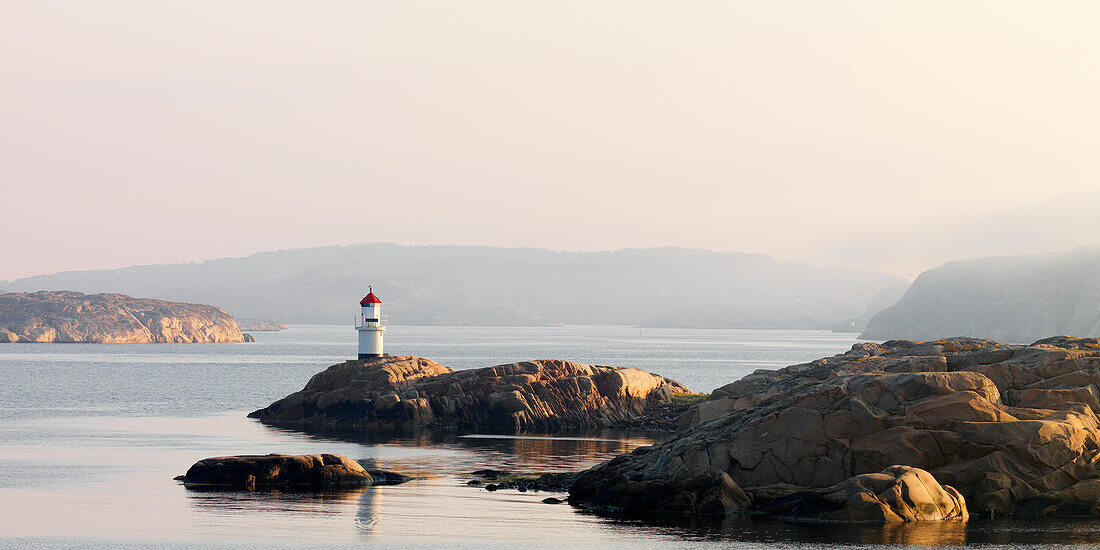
[3,1,1099,282]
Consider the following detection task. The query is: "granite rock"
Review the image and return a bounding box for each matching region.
[249,356,695,432]
[570,336,1100,520]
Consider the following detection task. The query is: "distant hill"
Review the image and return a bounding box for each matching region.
[861,246,1100,343]
[1,243,907,328]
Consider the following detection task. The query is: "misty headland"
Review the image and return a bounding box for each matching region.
[8,243,1100,344]
[0,243,908,330]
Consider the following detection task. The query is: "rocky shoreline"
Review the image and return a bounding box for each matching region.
[240,335,1100,524]
[0,290,251,343]
[249,356,697,432]
[564,336,1100,522]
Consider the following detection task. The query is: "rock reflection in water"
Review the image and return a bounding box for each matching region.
[184,485,367,514]
[586,513,1100,547]
[718,516,970,546]
[265,423,662,475]
[171,421,1100,547]
[184,484,382,540]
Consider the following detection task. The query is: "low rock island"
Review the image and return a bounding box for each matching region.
[0,291,250,343]
[568,336,1100,522]
[177,453,410,490]
[249,356,695,432]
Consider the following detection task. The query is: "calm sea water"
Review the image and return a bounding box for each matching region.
[1,325,1096,548]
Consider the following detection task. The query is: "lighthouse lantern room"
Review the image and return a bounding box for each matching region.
[355,286,386,359]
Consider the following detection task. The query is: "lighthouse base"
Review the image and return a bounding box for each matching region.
[358,353,388,360]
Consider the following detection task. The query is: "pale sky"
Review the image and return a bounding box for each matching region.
[3,1,1099,282]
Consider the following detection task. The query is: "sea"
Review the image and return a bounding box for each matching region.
[1,325,1097,549]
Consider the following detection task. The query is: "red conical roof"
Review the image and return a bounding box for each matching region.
[360,286,382,305]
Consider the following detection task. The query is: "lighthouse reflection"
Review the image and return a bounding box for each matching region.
[181,426,660,539]
[184,425,1100,546]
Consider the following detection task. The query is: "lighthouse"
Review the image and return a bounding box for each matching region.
[355,286,386,359]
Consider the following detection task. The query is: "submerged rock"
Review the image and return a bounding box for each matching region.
[176,453,410,490]
[569,337,1100,521]
[248,356,695,432]
[0,291,248,343]
[463,470,581,493]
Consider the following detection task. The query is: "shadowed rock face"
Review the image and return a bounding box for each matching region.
[569,336,1100,521]
[0,291,247,343]
[177,453,410,490]
[248,356,695,432]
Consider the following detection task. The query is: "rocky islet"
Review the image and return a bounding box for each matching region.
[248,356,696,432]
[176,453,410,490]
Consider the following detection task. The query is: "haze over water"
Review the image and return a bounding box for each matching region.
[0,326,1098,548]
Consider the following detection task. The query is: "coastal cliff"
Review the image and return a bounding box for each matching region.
[249,356,695,432]
[861,246,1100,342]
[0,291,249,343]
[569,336,1100,521]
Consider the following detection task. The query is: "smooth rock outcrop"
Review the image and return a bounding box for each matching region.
[754,466,967,522]
[0,291,248,343]
[176,453,410,490]
[569,336,1100,521]
[249,356,695,432]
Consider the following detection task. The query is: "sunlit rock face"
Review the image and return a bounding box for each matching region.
[753,466,968,522]
[249,356,695,432]
[177,453,410,490]
[0,290,247,343]
[570,336,1100,521]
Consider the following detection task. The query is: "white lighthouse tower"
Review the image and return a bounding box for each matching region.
[355,286,386,359]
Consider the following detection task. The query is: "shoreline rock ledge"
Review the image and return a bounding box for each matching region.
[0,290,250,343]
[568,336,1100,522]
[249,356,695,432]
